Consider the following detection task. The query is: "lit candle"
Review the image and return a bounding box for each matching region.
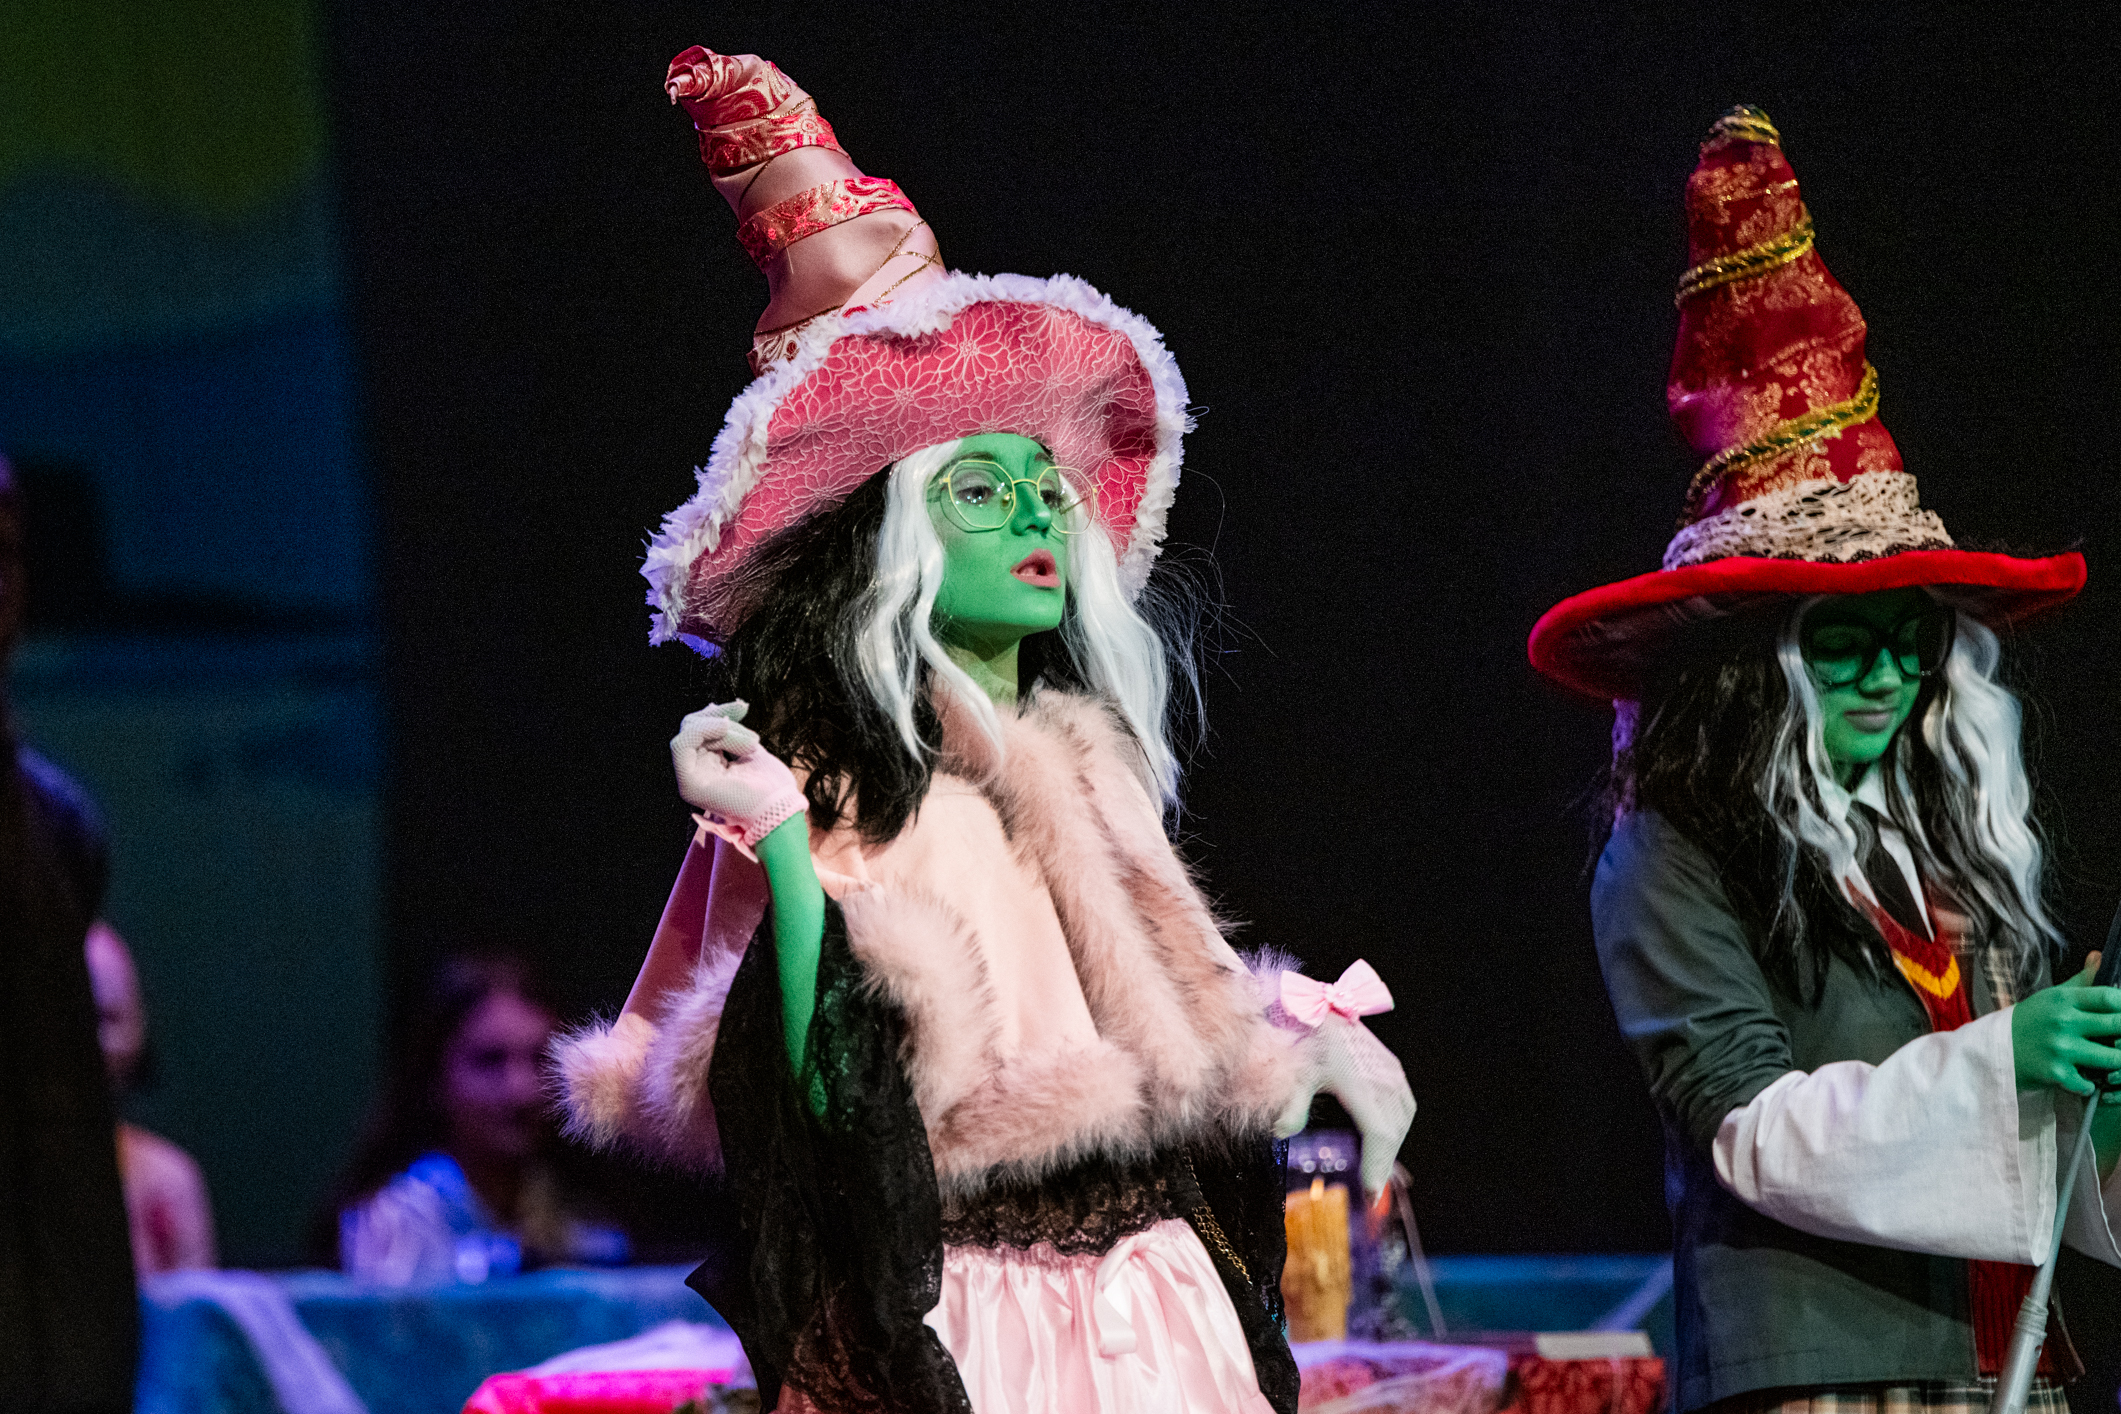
[1282,1176,1352,1341]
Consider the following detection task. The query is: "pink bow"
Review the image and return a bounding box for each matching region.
[1279,960,1394,1029]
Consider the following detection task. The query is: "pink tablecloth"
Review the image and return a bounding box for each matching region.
[1293,1338,1664,1414]
[462,1368,734,1414]
[1296,1340,1509,1414]
[458,1337,1660,1414]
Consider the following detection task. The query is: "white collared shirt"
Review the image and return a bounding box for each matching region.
[1709,771,2121,1267]
[1848,768,1930,936]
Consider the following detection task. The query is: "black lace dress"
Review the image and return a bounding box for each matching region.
[691,902,1298,1414]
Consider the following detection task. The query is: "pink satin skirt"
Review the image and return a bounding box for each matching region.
[923,1218,1275,1414]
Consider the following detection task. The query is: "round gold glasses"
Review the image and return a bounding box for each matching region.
[931,459,1092,535]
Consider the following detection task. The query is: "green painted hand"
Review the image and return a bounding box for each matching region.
[2012,953,2121,1098]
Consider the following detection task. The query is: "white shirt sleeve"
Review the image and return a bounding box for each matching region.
[1712,1008,2056,1263]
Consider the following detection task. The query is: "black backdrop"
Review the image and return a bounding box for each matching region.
[329,0,2121,1371]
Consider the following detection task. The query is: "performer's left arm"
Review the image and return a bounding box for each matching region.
[1598,815,2121,1266]
[667,701,823,1075]
[1711,953,2121,1268]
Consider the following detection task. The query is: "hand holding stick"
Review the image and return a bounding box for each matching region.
[1989,917,2121,1414]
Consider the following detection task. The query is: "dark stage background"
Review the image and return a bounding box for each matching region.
[330,0,2121,1377]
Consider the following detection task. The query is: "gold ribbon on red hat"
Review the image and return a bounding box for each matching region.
[1680,362,1880,523]
[1675,209,1816,305]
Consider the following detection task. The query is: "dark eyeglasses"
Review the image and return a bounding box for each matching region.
[1800,605,1956,689]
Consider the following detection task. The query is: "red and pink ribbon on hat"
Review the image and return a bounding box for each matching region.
[1279,960,1393,1029]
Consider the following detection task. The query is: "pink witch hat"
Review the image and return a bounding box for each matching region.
[644,48,1190,650]
[1528,106,2082,701]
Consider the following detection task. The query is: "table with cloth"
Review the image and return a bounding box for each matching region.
[137,1266,706,1414]
[458,1336,1661,1414]
[136,1255,1670,1414]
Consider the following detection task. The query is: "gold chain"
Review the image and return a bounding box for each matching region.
[862,220,945,306]
[1184,1157,1252,1286]
[1675,210,1815,305]
[1681,362,1880,523]
[753,221,940,338]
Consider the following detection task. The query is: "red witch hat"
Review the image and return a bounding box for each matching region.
[1527,106,2083,701]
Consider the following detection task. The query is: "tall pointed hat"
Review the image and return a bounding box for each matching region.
[643,48,1188,651]
[1528,106,2083,700]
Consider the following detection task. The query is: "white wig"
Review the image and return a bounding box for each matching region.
[1766,595,2060,985]
[849,439,1191,807]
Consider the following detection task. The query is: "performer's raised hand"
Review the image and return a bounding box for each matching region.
[2012,951,2121,1097]
[669,700,807,855]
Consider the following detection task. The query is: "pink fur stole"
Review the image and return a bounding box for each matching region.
[553,691,1316,1196]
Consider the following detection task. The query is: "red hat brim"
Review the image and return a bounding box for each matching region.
[1527,548,2086,700]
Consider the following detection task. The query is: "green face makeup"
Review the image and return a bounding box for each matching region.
[1799,587,1947,785]
[927,433,1073,672]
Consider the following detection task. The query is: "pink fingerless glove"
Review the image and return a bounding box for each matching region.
[690,751,806,859]
[671,703,808,859]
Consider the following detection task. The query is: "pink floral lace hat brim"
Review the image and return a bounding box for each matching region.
[643,269,1191,651]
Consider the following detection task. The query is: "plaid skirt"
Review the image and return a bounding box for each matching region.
[1714,1379,2069,1414]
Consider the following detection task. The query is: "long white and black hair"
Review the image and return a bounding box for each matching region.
[706,439,1199,842]
[1605,591,2059,999]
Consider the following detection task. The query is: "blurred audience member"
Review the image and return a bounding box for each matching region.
[0,453,138,1409]
[85,918,218,1275]
[331,952,628,1284]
